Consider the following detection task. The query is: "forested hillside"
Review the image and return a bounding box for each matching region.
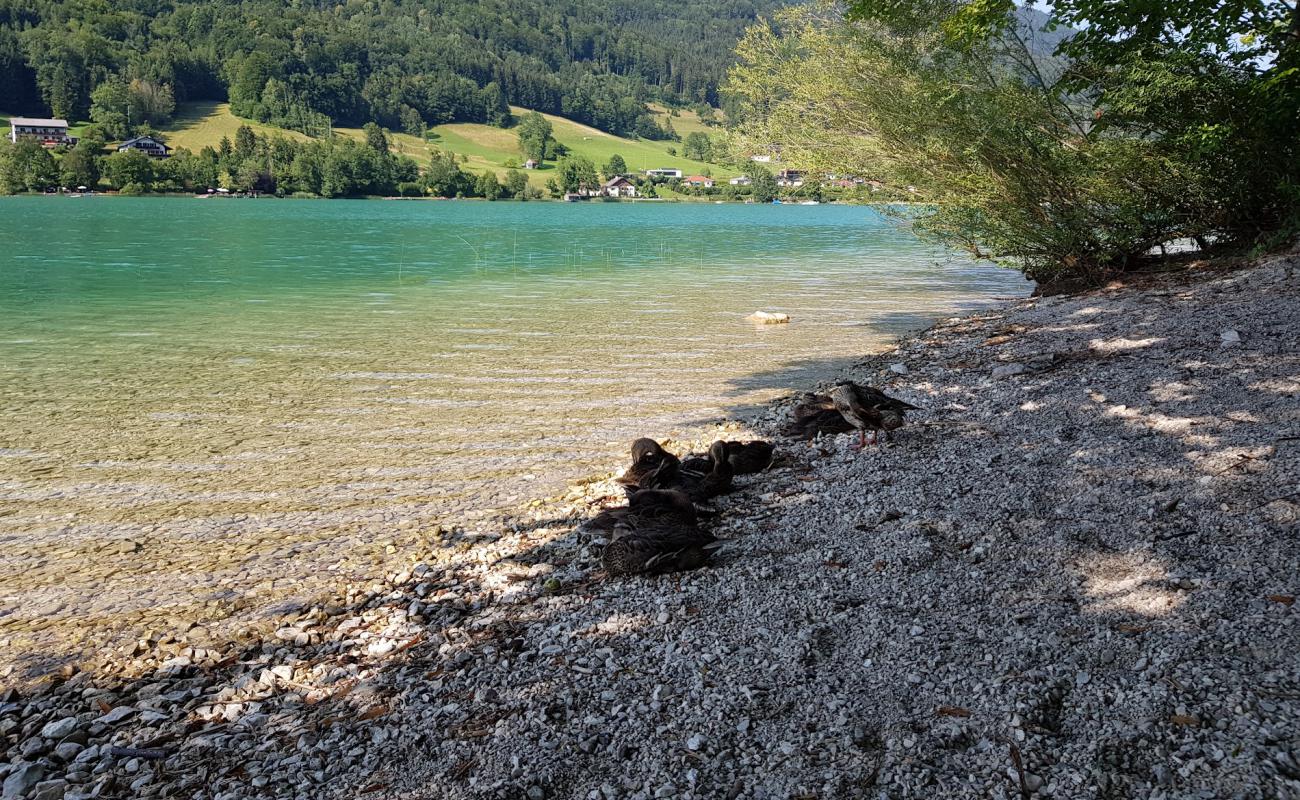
[0,0,777,137]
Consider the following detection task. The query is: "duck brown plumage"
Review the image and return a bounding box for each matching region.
[601,490,722,575]
[828,381,919,448]
[675,440,734,502]
[784,392,856,440]
[683,439,774,474]
[584,488,699,533]
[615,438,681,497]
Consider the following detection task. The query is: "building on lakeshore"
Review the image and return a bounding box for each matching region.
[683,175,715,188]
[729,175,752,186]
[9,117,77,147]
[644,168,683,179]
[117,135,172,158]
[601,176,638,198]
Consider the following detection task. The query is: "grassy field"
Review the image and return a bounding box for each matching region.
[647,103,723,138]
[154,102,733,187]
[164,102,311,152]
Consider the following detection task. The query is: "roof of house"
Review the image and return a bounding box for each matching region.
[603,176,633,186]
[119,135,172,150]
[11,117,69,128]
[684,175,712,182]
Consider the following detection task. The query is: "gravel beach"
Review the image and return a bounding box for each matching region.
[1,252,1296,800]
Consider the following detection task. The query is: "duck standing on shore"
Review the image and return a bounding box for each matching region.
[828,381,919,449]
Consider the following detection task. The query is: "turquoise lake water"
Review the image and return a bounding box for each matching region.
[0,196,1028,529]
[0,196,1032,663]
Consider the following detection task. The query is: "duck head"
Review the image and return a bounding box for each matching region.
[630,437,668,465]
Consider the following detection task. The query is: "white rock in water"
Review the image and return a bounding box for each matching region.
[748,311,791,324]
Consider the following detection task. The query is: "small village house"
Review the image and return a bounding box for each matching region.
[9,117,77,147]
[729,176,752,186]
[524,159,539,169]
[601,176,638,198]
[776,169,805,188]
[644,168,683,179]
[117,135,172,158]
[683,175,715,188]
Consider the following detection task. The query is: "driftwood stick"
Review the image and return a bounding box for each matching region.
[1004,738,1032,800]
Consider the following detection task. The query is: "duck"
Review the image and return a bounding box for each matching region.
[601,492,723,575]
[725,440,776,474]
[675,440,734,502]
[683,439,774,474]
[828,381,919,449]
[583,488,699,534]
[784,392,856,440]
[615,438,681,497]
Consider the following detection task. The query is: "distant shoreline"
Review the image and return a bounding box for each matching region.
[3,191,887,206]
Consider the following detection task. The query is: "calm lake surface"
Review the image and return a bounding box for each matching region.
[0,197,1027,664]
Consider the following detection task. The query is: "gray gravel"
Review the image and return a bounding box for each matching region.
[1,253,1296,799]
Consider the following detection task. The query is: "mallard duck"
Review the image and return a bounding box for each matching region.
[584,488,699,533]
[683,439,775,474]
[615,438,681,497]
[784,392,856,440]
[828,381,919,448]
[725,440,775,474]
[601,492,723,575]
[675,440,734,502]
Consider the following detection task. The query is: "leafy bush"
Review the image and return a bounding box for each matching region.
[727,1,1300,288]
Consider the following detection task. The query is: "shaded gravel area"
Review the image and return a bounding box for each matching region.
[1,253,1297,800]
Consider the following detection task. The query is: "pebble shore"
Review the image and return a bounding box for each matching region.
[2,252,1297,800]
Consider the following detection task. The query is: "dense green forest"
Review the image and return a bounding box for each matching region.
[0,0,779,137]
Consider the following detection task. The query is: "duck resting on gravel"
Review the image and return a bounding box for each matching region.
[674,440,735,502]
[683,439,776,475]
[583,487,699,534]
[828,381,919,449]
[619,438,735,502]
[784,392,856,440]
[615,438,681,498]
[601,489,723,576]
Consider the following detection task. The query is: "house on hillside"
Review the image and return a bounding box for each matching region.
[117,135,172,158]
[776,169,804,188]
[601,176,638,198]
[10,117,77,147]
[729,175,752,186]
[644,168,683,179]
[683,175,714,188]
[524,159,539,169]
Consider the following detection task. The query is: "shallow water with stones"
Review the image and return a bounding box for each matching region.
[0,197,1027,673]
